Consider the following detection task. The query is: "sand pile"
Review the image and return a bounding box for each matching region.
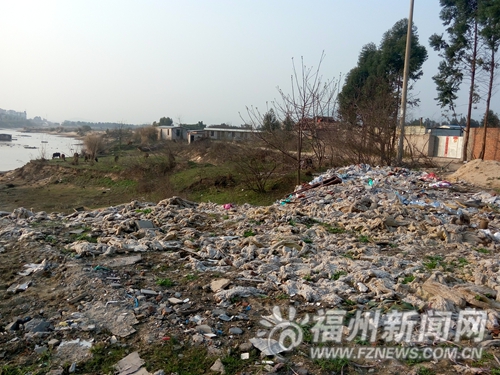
[450,158,500,189]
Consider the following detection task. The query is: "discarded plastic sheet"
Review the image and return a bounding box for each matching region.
[250,337,287,356]
[18,259,48,276]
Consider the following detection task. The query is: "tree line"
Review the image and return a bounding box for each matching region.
[241,0,500,185]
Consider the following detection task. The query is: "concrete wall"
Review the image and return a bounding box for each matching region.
[471,128,500,161]
[434,135,463,158]
[404,134,435,157]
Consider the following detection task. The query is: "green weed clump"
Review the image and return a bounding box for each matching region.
[156,278,175,287]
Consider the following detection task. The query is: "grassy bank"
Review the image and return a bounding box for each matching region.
[0,140,307,213]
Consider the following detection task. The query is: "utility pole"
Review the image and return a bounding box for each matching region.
[396,0,414,165]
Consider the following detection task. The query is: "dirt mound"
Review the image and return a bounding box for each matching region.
[450,159,500,190]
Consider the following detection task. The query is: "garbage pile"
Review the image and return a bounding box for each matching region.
[1,164,500,374]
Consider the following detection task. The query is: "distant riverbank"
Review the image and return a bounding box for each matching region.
[0,129,82,172]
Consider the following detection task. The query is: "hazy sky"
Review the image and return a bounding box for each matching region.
[1,1,497,126]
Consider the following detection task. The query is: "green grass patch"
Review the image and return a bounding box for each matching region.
[416,367,435,375]
[423,255,444,270]
[185,273,198,281]
[74,234,97,243]
[402,275,415,284]
[321,222,345,234]
[458,257,468,266]
[475,247,490,254]
[358,235,371,243]
[243,230,256,237]
[302,237,313,244]
[156,278,175,287]
[221,351,259,375]
[0,365,26,375]
[331,270,347,280]
[141,341,215,375]
[77,343,128,374]
[343,251,355,260]
[314,357,350,372]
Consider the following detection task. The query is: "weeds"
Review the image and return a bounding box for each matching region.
[156,278,175,287]
[331,270,347,280]
[423,255,444,270]
[141,341,214,374]
[416,367,435,375]
[343,251,355,260]
[353,337,369,345]
[185,273,198,281]
[78,344,128,374]
[45,235,57,244]
[314,357,350,372]
[74,234,97,243]
[322,223,346,234]
[402,275,415,284]
[243,230,256,237]
[472,351,493,367]
[475,247,490,254]
[358,235,371,243]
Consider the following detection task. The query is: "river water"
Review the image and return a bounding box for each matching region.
[0,129,83,172]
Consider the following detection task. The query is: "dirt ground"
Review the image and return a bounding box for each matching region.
[449,159,500,190]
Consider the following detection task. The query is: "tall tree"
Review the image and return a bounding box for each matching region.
[262,109,281,132]
[338,19,427,164]
[481,110,500,128]
[478,0,500,159]
[429,0,483,161]
[158,117,173,126]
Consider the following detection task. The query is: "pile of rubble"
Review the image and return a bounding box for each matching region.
[1,164,500,374]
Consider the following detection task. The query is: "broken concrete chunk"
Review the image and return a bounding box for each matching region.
[103,255,142,268]
[210,358,226,374]
[214,286,264,302]
[115,351,149,375]
[136,220,155,230]
[210,278,231,292]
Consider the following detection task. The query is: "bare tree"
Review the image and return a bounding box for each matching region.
[83,133,105,160]
[244,52,340,185]
[228,143,282,193]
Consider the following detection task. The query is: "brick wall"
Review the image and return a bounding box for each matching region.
[471,128,500,161]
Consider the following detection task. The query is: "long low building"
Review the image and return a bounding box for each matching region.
[157,126,258,144]
[205,127,255,141]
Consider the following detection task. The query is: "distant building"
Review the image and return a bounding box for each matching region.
[0,108,27,122]
[157,125,259,143]
[157,126,186,141]
[187,130,206,144]
[206,127,256,141]
[0,134,12,141]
